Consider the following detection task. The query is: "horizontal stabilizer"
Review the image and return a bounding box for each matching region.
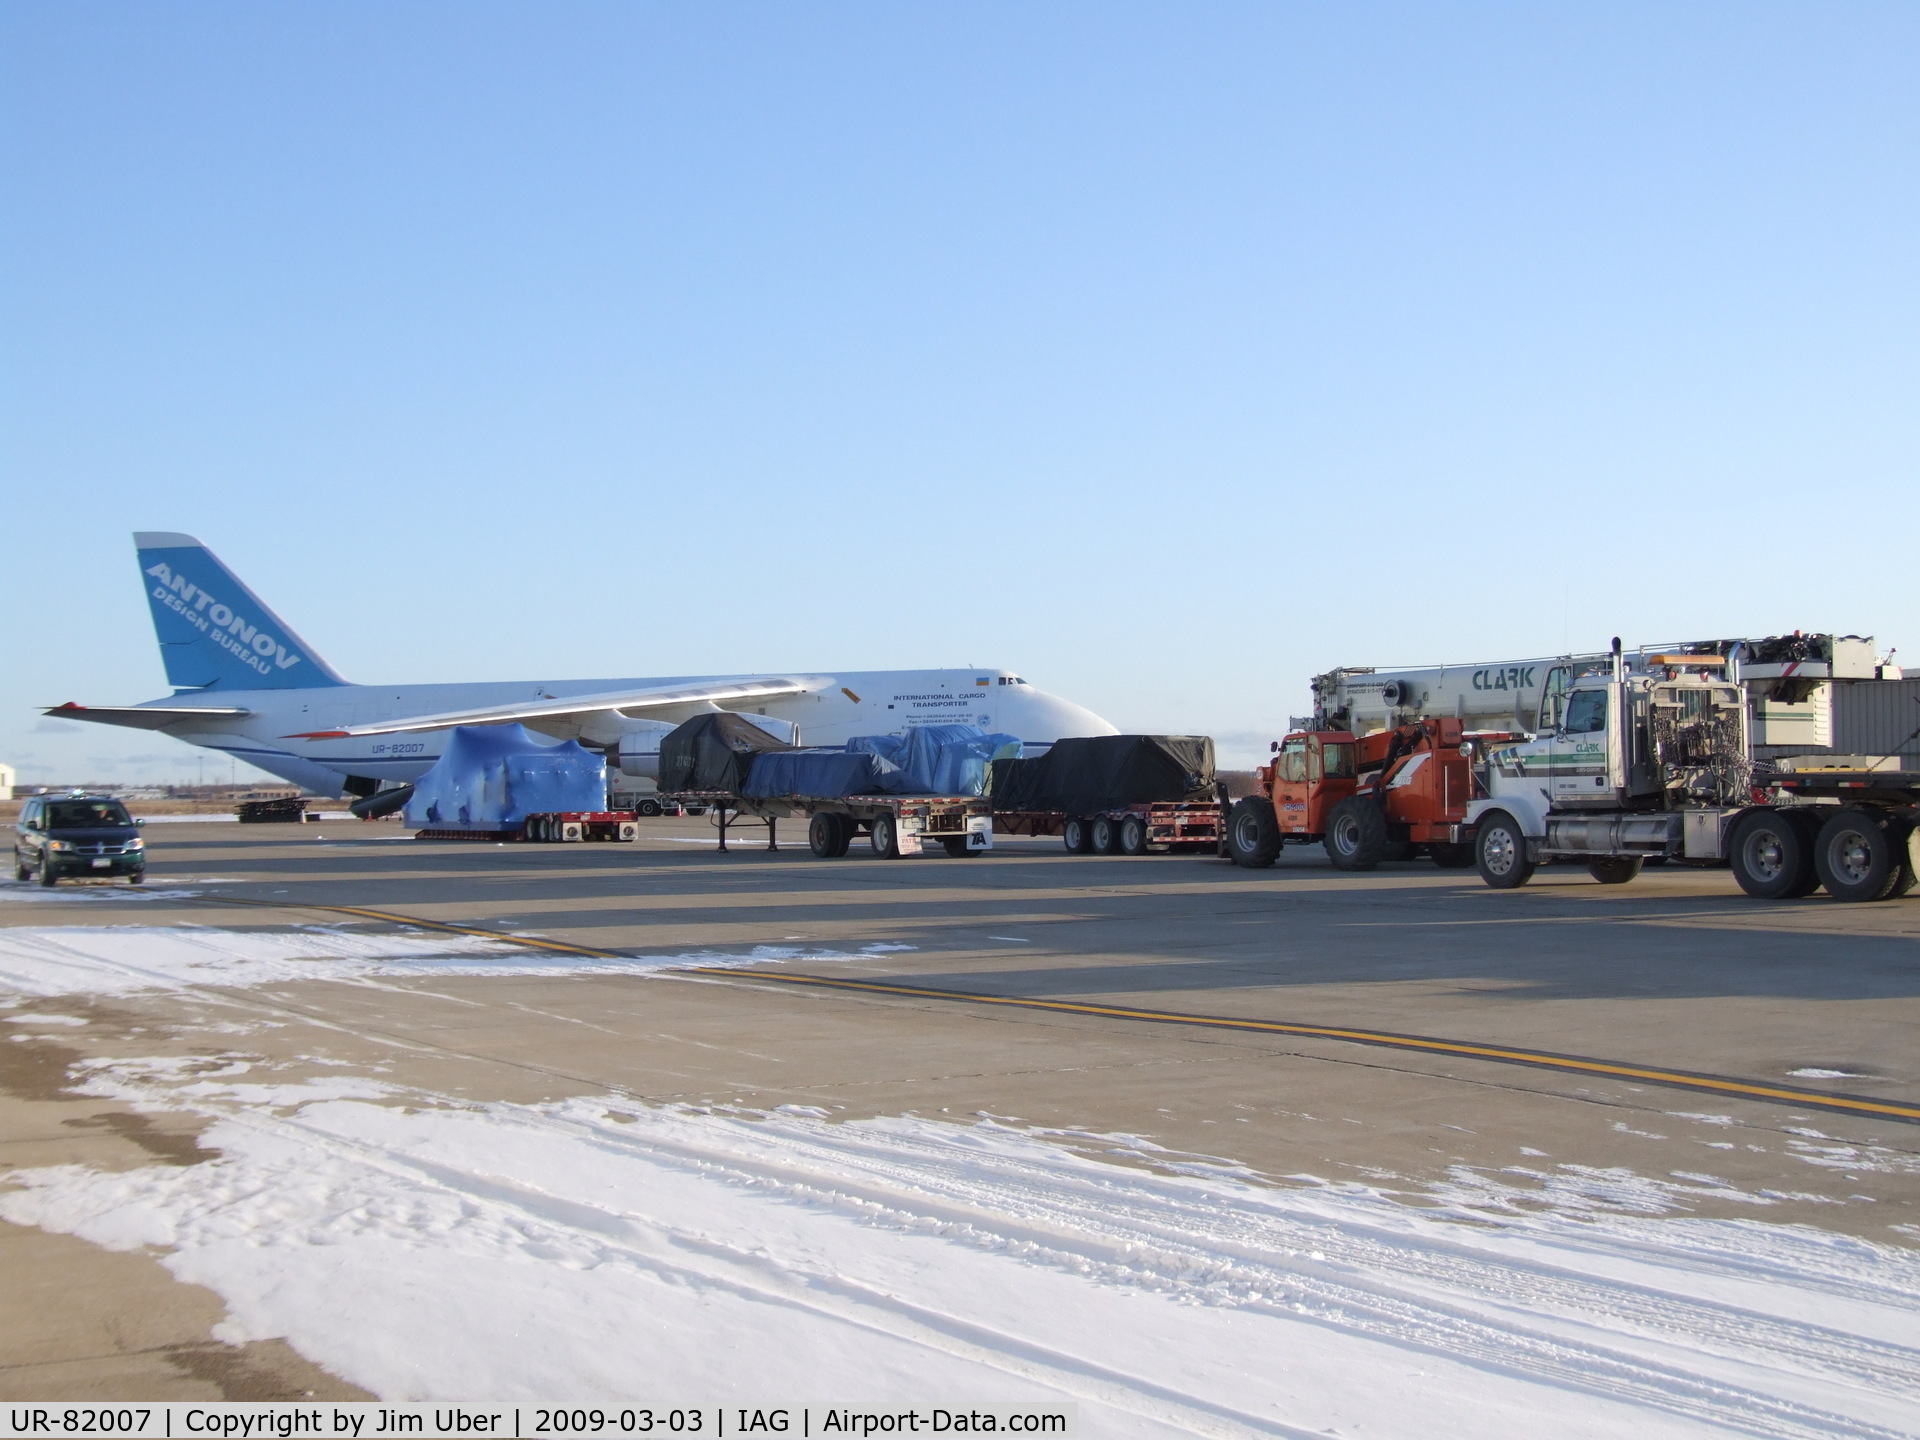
[284,676,830,739]
[45,701,252,731]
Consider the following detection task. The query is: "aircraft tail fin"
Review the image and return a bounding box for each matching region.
[133,532,346,690]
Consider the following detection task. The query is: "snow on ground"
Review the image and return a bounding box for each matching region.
[5,1077,1918,1438]
[2,923,1918,1434]
[0,924,887,997]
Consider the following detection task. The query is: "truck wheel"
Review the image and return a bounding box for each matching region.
[1475,812,1535,889]
[1587,856,1642,885]
[870,813,902,859]
[808,812,843,858]
[1728,809,1817,899]
[1814,808,1900,901]
[1091,816,1121,855]
[1119,816,1149,856]
[1225,797,1280,869]
[1062,817,1093,854]
[638,798,662,817]
[1428,842,1475,869]
[1324,797,1387,871]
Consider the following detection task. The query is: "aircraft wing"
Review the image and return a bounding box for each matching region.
[284,677,830,739]
[44,702,252,731]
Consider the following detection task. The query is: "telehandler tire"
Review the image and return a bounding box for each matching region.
[1225,798,1281,869]
[1474,811,1535,889]
[1728,809,1817,899]
[1324,797,1387,871]
[1587,856,1643,885]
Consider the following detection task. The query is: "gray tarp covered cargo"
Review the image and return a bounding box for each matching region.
[990,735,1218,814]
[658,713,795,794]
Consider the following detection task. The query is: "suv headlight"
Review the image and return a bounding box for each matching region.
[47,840,72,852]
[126,837,144,851]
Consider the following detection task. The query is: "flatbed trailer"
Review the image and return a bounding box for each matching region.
[522,811,641,842]
[996,800,1225,856]
[658,791,993,858]
[1725,765,1920,901]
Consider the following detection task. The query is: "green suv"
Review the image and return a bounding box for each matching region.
[14,795,147,886]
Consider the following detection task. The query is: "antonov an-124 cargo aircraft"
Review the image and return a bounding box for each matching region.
[46,533,1118,798]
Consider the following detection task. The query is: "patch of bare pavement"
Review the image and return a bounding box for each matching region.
[2,816,1917,1400]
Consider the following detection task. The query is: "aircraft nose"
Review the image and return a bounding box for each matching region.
[1025,688,1119,743]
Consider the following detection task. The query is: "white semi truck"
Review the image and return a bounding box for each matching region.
[1461,642,1919,902]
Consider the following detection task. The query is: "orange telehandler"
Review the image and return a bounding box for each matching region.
[1224,717,1511,870]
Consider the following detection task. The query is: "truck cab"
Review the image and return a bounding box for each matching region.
[1467,659,1749,888]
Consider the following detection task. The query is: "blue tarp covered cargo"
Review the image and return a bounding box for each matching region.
[741,750,901,800]
[404,725,606,831]
[747,726,1024,799]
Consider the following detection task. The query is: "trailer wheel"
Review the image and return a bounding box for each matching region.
[870,813,903,859]
[1428,842,1475,869]
[1225,797,1280,869]
[942,836,979,857]
[809,812,845,859]
[1475,811,1535,889]
[1813,808,1901,901]
[1325,798,1387,870]
[1062,817,1094,854]
[1091,816,1121,855]
[1587,856,1643,885]
[1728,809,1817,899]
[1119,816,1149,856]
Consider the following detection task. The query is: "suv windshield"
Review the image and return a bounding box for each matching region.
[47,801,133,828]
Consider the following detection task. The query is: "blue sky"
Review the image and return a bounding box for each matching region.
[4,2,1916,783]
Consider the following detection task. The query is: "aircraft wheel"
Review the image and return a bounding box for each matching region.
[1118,816,1149,856]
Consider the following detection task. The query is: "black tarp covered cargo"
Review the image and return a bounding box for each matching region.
[659,713,794,794]
[990,735,1218,814]
[743,750,899,800]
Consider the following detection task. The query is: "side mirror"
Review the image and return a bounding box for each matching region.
[135,818,146,827]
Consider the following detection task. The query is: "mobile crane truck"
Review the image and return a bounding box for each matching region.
[1465,642,1919,901]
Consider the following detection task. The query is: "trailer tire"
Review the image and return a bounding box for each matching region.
[1324,797,1387,870]
[942,836,979,857]
[1091,816,1121,855]
[1225,797,1281,869]
[1728,809,1817,899]
[809,812,848,859]
[1587,856,1643,885]
[1814,808,1901,902]
[1475,811,1535,889]
[1119,816,1149,856]
[1062,817,1093,854]
[870,813,902,859]
[1428,842,1475,869]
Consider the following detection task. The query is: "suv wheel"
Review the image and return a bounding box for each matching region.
[39,860,58,887]
[13,851,28,883]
